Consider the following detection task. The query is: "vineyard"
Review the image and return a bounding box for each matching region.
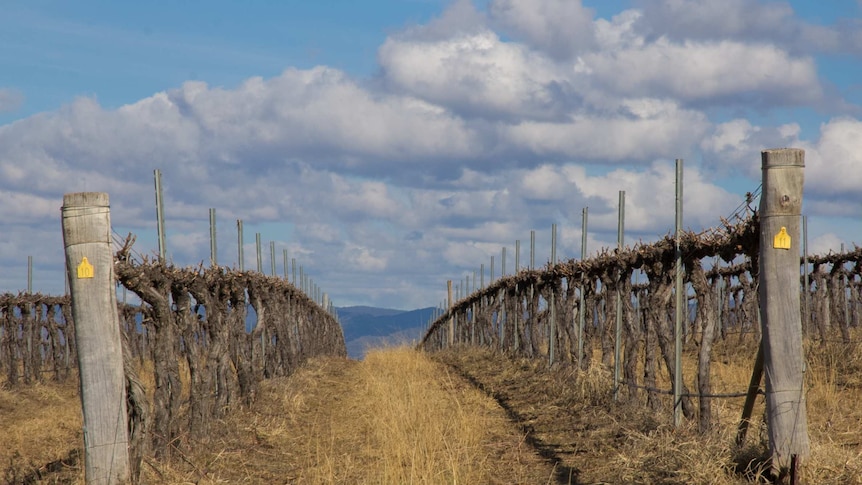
[3,152,862,483]
[0,237,346,483]
[420,212,862,415]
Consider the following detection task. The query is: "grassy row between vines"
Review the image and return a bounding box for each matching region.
[2,335,860,483]
[434,334,862,484]
[2,347,557,484]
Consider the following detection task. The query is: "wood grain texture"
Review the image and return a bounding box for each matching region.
[62,192,130,485]
[758,149,811,469]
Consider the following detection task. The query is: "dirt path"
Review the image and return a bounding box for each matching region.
[7,343,861,483]
[154,347,559,484]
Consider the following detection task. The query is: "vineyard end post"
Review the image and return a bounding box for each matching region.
[62,192,130,484]
[758,148,810,472]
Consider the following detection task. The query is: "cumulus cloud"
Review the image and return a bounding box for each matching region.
[503,98,710,161]
[700,116,862,197]
[488,0,596,59]
[700,119,801,177]
[379,30,573,121]
[520,161,740,233]
[0,0,858,307]
[586,16,823,107]
[809,233,845,255]
[801,118,862,196]
[341,243,388,272]
[634,0,862,56]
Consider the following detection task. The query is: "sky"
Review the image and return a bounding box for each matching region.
[1,0,861,310]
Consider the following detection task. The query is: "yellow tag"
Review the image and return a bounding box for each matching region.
[773,227,791,250]
[77,257,94,279]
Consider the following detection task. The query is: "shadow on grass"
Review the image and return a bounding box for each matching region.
[733,445,782,483]
[445,361,583,485]
[4,448,80,485]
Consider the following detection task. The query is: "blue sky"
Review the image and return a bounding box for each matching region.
[1,0,861,309]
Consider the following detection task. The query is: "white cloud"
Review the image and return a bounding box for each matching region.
[0,190,58,224]
[502,99,710,161]
[488,0,595,59]
[0,0,858,308]
[582,35,822,106]
[700,119,801,177]
[341,243,388,272]
[809,233,844,255]
[571,161,738,232]
[519,164,581,200]
[379,30,571,120]
[802,118,862,196]
[634,0,862,56]
[395,0,488,41]
[699,115,862,229]
[330,175,399,219]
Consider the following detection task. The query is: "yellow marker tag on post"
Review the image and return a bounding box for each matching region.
[773,227,791,250]
[77,257,94,279]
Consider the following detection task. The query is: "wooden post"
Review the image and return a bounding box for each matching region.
[759,148,810,470]
[61,192,130,484]
[802,216,810,334]
[735,342,764,447]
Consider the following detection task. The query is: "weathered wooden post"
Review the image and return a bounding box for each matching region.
[758,148,810,473]
[61,192,130,484]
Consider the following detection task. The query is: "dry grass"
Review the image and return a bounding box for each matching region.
[436,333,862,484]
[0,376,82,483]
[3,334,861,484]
[139,347,556,484]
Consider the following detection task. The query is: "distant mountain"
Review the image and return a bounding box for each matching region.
[335,306,437,359]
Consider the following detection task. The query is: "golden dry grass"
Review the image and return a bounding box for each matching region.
[436,333,862,484]
[148,346,557,484]
[0,376,82,483]
[3,334,862,484]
